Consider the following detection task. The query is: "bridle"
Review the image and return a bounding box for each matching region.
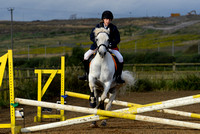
[96,32,110,54]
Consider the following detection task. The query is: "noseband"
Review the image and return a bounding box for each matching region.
[97,44,109,53]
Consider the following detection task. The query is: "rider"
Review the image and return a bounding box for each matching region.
[79,10,125,83]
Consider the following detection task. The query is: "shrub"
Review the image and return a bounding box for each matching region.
[173,75,200,90]
[122,52,174,64]
[65,66,90,94]
[67,46,85,66]
[132,79,153,92]
[15,79,37,100]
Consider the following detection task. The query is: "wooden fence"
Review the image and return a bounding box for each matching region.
[1,63,200,88]
[125,62,200,80]
[1,63,200,90]
[1,63,200,103]
[0,68,37,102]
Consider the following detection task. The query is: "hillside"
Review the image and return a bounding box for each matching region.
[0,15,200,57]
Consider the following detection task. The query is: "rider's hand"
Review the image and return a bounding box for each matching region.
[108,43,112,48]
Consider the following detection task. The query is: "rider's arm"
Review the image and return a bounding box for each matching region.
[90,24,100,43]
[89,26,98,50]
[90,28,96,43]
[109,26,120,49]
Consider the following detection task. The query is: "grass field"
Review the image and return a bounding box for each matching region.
[1,16,200,56]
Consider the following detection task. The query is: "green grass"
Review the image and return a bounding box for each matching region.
[120,34,200,50]
[10,32,200,56]
[1,17,200,55]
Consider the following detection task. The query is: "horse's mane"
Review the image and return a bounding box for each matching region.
[94,27,110,37]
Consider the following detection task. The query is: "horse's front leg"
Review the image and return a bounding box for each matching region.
[88,88,99,128]
[89,89,98,110]
[89,80,99,127]
[105,88,116,111]
[101,88,117,126]
[89,88,98,108]
[89,77,98,108]
[101,81,112,101]
[97,81,111,110]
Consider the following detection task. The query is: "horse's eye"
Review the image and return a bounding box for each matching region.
[96,39,98,42]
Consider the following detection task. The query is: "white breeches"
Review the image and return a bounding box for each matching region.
[84,49,123,63]
[84,49,96,60]
[110,49,123,63]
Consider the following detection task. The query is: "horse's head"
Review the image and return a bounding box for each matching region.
[94,27,110,58]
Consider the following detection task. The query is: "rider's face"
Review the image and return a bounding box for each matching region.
[103,19,111,27]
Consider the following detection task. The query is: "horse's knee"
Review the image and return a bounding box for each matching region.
[89,92,97,108]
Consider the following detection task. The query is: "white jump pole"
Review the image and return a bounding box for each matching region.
[130,94,200,114]
[21,109,200,132]
[158,109,200,119]
[66,91,200,110]
[16,96,200,117]
[15,97,200,132]
[21,115,102,132]
[66,91,200,119]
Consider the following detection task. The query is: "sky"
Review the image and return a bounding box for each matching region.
[0,0,200,21]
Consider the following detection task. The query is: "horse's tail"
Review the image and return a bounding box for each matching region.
[119,71,135,93]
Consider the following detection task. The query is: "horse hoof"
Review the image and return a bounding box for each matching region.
[101,121,107,126]
[90,122,98,128]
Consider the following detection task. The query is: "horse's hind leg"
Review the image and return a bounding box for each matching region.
[101,88,117,126]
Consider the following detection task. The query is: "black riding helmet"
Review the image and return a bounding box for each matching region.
[101,10,113,20]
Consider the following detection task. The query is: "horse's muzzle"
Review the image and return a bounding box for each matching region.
[99,51,106,58]
[97,44,108,58]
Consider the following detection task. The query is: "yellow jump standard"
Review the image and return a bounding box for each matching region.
[34,56,66,122]
[0,50,21,134]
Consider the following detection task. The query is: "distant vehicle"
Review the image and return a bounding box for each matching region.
[187,10,197,16]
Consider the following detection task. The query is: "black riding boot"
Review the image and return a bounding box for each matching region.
[116,62,125,83]
[78,60,89,81]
